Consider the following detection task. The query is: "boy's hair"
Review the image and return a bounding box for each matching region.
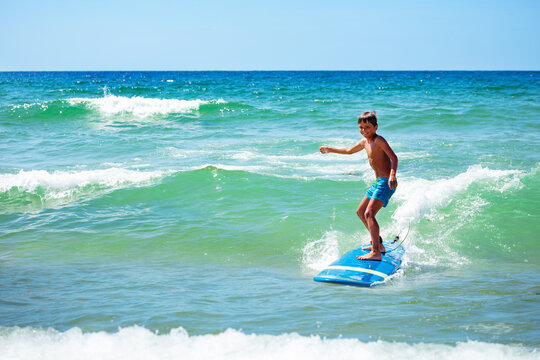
[358,111,378,126]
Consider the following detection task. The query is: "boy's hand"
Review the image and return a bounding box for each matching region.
[320,146,330,154]
[389,175,398,190]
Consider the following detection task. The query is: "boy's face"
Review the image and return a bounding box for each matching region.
[359,121,377,139]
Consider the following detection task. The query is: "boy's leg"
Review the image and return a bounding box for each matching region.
[357,198,385,261]
[356,196,370,231]
[358,197,385,253]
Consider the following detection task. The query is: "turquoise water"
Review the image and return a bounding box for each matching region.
[0,71,539,359]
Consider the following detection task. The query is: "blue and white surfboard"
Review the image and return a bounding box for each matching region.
[314,241,405,287]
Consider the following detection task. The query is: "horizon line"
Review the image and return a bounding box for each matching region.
[1,69,539,72]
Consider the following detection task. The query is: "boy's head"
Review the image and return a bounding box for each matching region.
[358,111,378,139]
[358,111,378,126]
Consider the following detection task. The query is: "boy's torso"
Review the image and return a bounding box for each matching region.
[364,135,392,178]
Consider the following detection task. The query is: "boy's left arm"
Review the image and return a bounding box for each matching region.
[378,137,398,190]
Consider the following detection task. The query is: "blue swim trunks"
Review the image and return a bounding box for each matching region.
[366,178,395,207]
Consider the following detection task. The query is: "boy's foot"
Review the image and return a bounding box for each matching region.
[362,244,386,253]
[357,252,382,261]
[362,236,386,253]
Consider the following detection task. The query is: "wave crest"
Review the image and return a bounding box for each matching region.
[67,95,225,117]
[392,165,523,226]
[0,326,537,360]
[0,168,168,212]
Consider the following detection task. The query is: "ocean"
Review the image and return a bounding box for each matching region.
[0,71,538,359]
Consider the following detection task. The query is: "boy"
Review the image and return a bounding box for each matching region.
[319,111,398,261]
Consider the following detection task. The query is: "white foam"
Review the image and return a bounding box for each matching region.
[0,168,169,211]
[0,168,167,194]
[387,165,523,268]
[392,165,522,226]
[67,95,225,117]
[0,326,536,360]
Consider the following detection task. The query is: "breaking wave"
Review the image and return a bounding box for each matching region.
[0,326,537,360]
[66,95,225,117]
[0,168,169,212]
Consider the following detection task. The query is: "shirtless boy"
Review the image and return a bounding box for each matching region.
[319,111,398,261]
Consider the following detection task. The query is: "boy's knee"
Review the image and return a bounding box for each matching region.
[364,209,375,220]
[356,208,365,219]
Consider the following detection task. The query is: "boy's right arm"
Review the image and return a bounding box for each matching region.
[320,140,364,155]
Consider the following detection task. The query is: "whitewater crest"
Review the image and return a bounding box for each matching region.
[67,95,226,117]
[387,165,524,268]
[392,165,523,227]
[0,168,170,212]
[0,326,537,360]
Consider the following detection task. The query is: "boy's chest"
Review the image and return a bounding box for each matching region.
[364,141,377,157]
[364,142,385,162]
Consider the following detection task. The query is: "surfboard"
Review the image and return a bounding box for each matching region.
[313,241,405,287]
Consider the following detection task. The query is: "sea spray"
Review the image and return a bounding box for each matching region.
[301,230,340,273]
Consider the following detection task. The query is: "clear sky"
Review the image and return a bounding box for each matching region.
[1,0,539,70]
